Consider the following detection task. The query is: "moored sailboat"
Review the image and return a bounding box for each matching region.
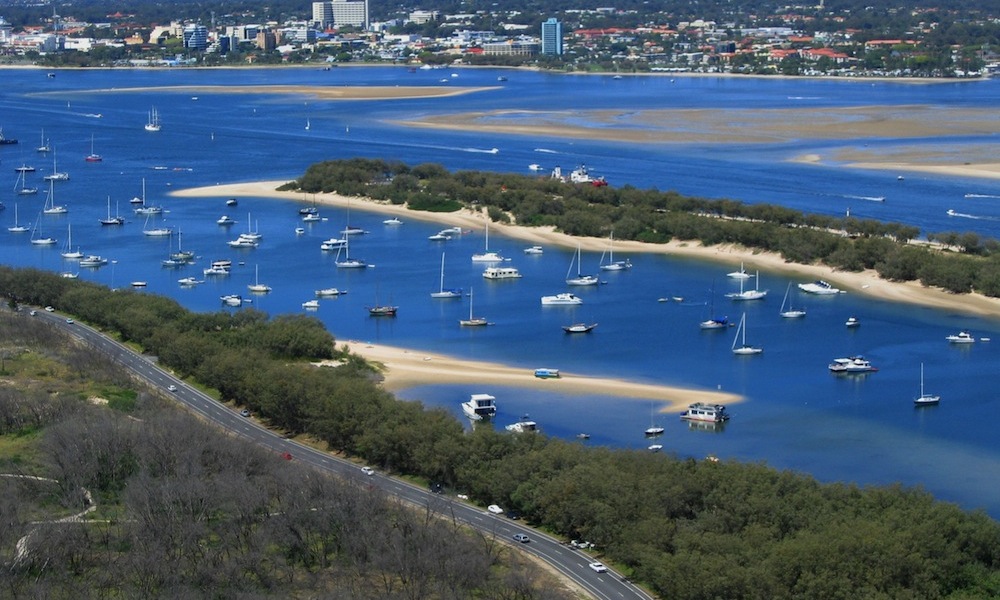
[459,289,489,326]
[731,312,763,355]
[431,252,462,298]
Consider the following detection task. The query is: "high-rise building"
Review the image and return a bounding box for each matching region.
[183,23,208,50]
[541,18,562,56]
[331,0,368,29]
[312,0,368,30]
[313,1,334,28]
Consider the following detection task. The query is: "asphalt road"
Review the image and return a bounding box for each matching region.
[34,308,656,600]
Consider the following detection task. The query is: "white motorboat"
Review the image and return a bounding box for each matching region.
[217,215,236,226]
[541,293,582,305]
[598,231,631,271]
[726,270,766,301]
[431,252,463,298]
[828,356,878,373]
[779,282,807,318]
[228,234,258,248]
[78,255,108,267]
[946,330,975,344]
[320,237,348,251]
[562,322,597,333]
[506,416,538,433]
[383,217,403,225]
[482,266,521,280]
[428,231,452,241]
[221,294,243,307]
[203,265,230,276]
[302,299,320,309]
[845,316,861,328]
[341,225,368,236]
[462,393,497,421]
[731,313,763,355]
[566,244,599,286]
[524,245,543,255]
[315,288,345,297]
[302,212,321,222]
[727,262,752,279]
[178,277,202,286]
[914,363,940,406]
[798,280,845,295]
[680,402,731,423]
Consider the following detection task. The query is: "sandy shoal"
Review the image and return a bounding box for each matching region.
[339,342,737,412]
[65,84,496,101]
[172,180,1000,321]
[392,105,1000,145]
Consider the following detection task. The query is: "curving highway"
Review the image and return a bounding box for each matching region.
[34,309,655,600]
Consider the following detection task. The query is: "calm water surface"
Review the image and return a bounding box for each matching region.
[2,67,1000,516]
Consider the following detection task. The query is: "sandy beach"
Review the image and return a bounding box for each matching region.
[172,180,1000,321]
[338,341,739,412]
[172,178,1000,401]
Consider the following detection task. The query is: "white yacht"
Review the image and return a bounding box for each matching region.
[598,232,631,271]
[320,237,348,251]
[828,356,878,373]
[482,266,521,280]
[78,255,108,268]
[220,294,243,307]
[680,402,731,423]
[217,215,236,226]
[946,330,975,344]
[302,299,320,309]
[727,262,752,279]
[247,265,271,294]
[798,280,845,295]
[178,277,202,286]
[383,217,403,225]
[472,221,503,262]
[145,107,162,132]
[228,234,258,248]
[462,393,497,421]
[505,417,538,433]
[524,245,543,255]
[541,293,583,305]
[203,265,230,276]
[315,288,346,297]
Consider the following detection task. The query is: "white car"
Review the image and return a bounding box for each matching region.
[167,385,177,392]
[361,466,375,476]
[588,562,608,573]
[487,504,504,515]
[44,306,54,312]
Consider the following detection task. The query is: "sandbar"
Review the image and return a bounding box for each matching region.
[341,341,738,412]
[172,180,1000,321]
[53,84,496,101]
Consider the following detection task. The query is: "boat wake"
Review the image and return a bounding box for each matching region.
[964,193,1000,199]
[946,209,1000,221]
[464,147,499,154]
[534,148,558,154]
[787,96,822,100]
[844,194,885,203]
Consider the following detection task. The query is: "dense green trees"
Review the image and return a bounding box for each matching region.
[4,250,1000,597]
[286,159,999,297]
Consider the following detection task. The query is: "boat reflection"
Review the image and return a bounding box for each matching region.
[686,420,727,433]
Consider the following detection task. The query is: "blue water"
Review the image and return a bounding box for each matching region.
[3,67,1000,516]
